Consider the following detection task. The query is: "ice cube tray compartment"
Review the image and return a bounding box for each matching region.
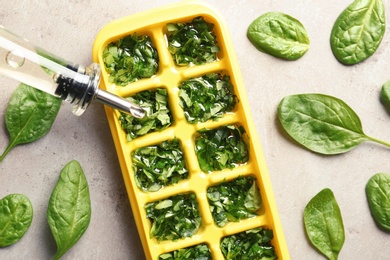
[92,1,289,259]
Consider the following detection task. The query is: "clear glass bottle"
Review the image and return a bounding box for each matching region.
[0,26,145,118]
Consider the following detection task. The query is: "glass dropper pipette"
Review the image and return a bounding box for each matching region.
[0,26,145,118]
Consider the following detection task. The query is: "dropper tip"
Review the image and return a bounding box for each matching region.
[130,106,146,118]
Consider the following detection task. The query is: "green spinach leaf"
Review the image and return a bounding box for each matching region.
[0,84,61,161]
[119,88,172,141]
[304,188,344,260]
[207,176,261,227]
[167,16,220,66]
[179,73,237,124]
[103,33,159,86]
[47,160,91,260]
[158,243,211,260]
[0,194,33,247]
[220,227,277,259]
[330,0,386,65]
[132,138,189,192]
[365,173,390,231]
[145,193,201,242]
[277,93,390,154]
[247,12,310,60]
[380,80,390,109]
[195,125,249,172]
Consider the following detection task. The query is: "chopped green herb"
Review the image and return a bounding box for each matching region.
[207,176,262,227]
[167,16,220,66]
[179,73,237,123]
[145,193,201,242]
[220,227,277,259]
[158,244,211,260]
[119,88,172,141]
[132,138,189,192]
[103,33,159,86]
[195,125,249,172]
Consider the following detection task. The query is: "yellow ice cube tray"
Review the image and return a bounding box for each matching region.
[92,0,289,259]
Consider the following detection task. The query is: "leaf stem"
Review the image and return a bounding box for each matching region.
[367,136,390,149]
[0,144,14,162]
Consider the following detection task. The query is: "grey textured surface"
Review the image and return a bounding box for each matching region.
[1,0,390,259]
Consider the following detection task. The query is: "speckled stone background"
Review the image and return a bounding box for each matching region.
[1,0,390,259]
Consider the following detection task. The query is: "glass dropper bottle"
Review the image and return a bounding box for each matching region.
[0,26,145,118]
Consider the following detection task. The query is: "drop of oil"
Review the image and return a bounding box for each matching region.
[6,50,25,68]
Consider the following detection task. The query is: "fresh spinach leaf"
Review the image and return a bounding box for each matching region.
[132,138,189,192]
[179,73,237,124]
[47,160,91,260]
[0,194,33,247]
[0,84,61,161]
[220,227,277,259]
[278,93,390,154]
[158,243,211,260]
[167,16,220,66]
[330,0,386,65]
[380,80,390,109]
[103,33,159,86]
[195,125,249,172]
[145,193,201,242]
[365,173,390,231]
[119,88,172,141]
[207,176,262,227]
[304,188,344,260]
[247,12,310,60]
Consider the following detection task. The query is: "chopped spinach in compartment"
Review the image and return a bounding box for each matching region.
[103,33,159,86]
[167,16,220,66]
[207,176,262,227]
[221,227,277,259]
[179,73,237,124]
[119,88,172,141]
[195,125,249,173]
[145,193,201,242]
[132,138,189,192]
[158,243,211,260]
